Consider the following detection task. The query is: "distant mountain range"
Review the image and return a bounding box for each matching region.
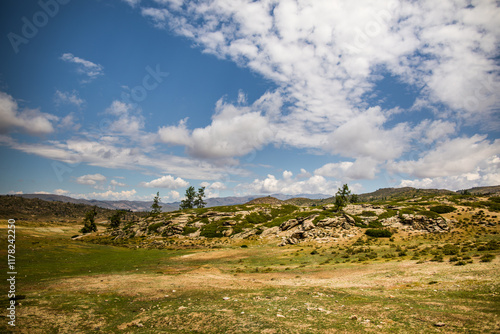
[12,186,499,212]
[15,193,330,212]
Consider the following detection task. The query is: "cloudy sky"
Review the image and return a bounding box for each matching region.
[0,0,499,202]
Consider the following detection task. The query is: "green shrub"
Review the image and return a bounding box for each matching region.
[365,229,393,238]
[429,205,456,214]
[368,220,383,228]
[360,211,377,217]
[182,226,198,235]
[480,254,495,262]
[245,212,271,225]
[148,222,164,233]
[442,244,460,255]
[200,221,224,238]
[417,210,441,218]
[379,210,397,220]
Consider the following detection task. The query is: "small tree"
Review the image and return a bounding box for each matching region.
[150,192,162,216]
[180,186,197,210]
[350,194,359,203]
[109,210,125,229]
[194,186,207,208]
[335,184,351,211]
[80,206,97,233]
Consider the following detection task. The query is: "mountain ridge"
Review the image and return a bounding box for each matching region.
[11,186,500,212]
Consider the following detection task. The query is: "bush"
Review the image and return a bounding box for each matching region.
[182,226,198,235]
[365,229,393,238]
[200,221,224,238]
[442,244,460,255]
[480,254,495,262]
[245,212,271,224]
[379,210,397,220]
[360,211,378,217]
[148,222,164,233]
[430,205,456,214]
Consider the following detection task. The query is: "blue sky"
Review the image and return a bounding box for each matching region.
[0,0,499,202]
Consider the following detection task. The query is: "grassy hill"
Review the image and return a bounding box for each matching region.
[0,195,119,223]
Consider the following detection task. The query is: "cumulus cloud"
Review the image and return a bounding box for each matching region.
[140,175,189,189]
[60,53,104,82]
[243,172,340,196]
[105,100,145,136]
[79,189,138,200]
[387,135,500,179]
[158,95,276,160]
[399,155,500,190]
[0,91,57,135]
[54,90,84,107]
[76,173,107,187]
[143,0,500,168]
[315,157,379,180]
[110,179,126,188]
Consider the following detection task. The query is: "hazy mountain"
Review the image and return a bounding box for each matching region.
[13,186,498,212]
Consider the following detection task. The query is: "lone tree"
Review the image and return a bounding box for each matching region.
[80,206,98,233]
[150,192,162,216]
[108,210,126,229]
[194,186,207,208]
[180,186,207,210]
[334,184,351,211]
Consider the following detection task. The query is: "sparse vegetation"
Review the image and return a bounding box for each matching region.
[365,228,393,238]
[1,186,499,333]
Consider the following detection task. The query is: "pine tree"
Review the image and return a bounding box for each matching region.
[150,192,162,216]
[194,186,207,208]
[180,186,196,210]
[334,184,351,211]
[80,206,97,233]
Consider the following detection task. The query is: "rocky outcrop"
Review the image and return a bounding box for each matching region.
[382,214,450,232]
[278,214,357,246]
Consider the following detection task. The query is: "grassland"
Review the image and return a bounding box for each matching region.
[1,205,499,334]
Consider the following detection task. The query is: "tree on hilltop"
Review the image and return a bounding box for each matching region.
[149,192,162,217]
[194,186,207,209]
[335,184,351,211]
[180,186,206,210]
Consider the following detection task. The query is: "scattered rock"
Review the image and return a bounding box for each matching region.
[434,322,446,327]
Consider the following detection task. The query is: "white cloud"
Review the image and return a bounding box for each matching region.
[60,53,104,82]
[110,180,126,188]
[387,135,500,179]
[122,0,141,7]
[243,173,340,196]
[315,157,379,180]
[168,190,180,201]
[78,189,138,201]
[0,91,57,135]
[399,155,500,191]
[76,174,107,187]
[9,191,23,195]
[54,90,84,107]
[158,96,275,159]
[54,189,69,195]
[140,175,189,189]
[143,0,500,161]
[105,100,145,135]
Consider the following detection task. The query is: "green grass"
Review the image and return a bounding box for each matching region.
[1,203,499,334]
